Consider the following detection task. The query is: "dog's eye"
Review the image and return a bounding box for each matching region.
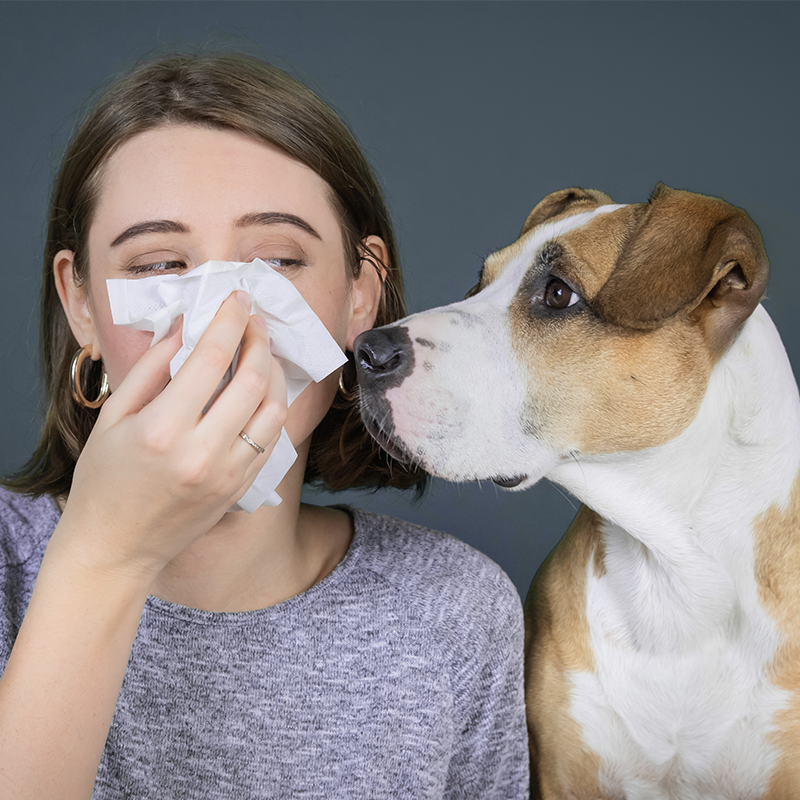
[544,278,579,310]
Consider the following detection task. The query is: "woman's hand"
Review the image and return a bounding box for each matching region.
[0,291,287,799]
[56,290,288,583]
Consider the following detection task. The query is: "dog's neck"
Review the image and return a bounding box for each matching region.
[549,305,800,653]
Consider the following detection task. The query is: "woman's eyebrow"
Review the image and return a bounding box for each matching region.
[235,212,321,240]
[109,212,321,249]
[110,220,189,248]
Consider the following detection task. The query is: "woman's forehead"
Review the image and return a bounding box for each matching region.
[92,124,340,233]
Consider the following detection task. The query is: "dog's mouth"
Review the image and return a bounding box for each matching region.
[491,475,528,488]
[359,407,415,466]
[372,427,413,465]
[362,412,530,487]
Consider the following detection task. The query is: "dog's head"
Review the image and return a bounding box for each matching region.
[355,184,768,489]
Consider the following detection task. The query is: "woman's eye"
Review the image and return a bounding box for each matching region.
[262,258,305,272]
[544,278,580,310]
[128,260,186,275]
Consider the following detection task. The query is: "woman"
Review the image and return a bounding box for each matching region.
[0,53,527,798]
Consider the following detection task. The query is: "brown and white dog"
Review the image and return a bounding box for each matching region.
[354,184,800,799]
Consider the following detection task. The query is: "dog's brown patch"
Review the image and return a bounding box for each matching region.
[520,187,616,237]
[593,186,768,345]
[504,187,767,455]
[512,300,714,454]
[525,505,610,798]
[754,469,800,797]
[554,205,646,299]
[481,188,620,291]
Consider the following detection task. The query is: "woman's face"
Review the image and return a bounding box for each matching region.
[55,124,383,450]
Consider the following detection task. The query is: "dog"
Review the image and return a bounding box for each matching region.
[354,184,800,799]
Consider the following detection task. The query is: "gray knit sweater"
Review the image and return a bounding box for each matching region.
[0,487,529,798]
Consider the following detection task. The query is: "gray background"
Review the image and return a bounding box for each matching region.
[1,1,798,600]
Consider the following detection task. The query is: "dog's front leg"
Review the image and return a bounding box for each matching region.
[525,507,613,800]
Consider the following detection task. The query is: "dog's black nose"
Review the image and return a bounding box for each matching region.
[354,326,414,387]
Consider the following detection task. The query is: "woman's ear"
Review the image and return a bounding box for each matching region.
[53,249,101,359]
[346,235,388,351]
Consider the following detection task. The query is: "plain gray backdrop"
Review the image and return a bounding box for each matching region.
[1,1,798,600]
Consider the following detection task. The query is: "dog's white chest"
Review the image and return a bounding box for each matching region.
[571,652,785,799]
[569,539,788,800]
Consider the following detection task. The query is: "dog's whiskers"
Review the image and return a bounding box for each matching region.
[548,477,578,511]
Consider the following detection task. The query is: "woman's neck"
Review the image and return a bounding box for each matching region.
[149,457,354,613]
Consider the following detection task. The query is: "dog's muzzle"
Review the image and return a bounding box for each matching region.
[354,325,416,462]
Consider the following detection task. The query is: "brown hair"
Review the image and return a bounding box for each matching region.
[5,52,426,497]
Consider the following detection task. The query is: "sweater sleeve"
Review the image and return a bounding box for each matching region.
[348,508,531,799]
[0,489,59,669]
[445,569,530,799]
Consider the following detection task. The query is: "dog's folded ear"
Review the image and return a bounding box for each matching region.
[521,187,616,236]
[594,183,769,356]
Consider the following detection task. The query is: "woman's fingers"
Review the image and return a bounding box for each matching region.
[202,314,287,449]
[164,291,253,420]
[234,345,288,471]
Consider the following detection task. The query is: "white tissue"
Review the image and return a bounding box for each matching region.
[107,259,347,511]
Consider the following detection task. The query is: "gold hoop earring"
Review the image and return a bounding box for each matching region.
[69,345,110,409]
[337,367,357,403]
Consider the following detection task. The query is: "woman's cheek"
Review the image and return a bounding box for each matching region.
[98,326,154,391]
[293,276,352,351]
[284,372,338,447]
[87,283,155,391]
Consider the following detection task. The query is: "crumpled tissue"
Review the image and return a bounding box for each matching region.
[107,259,347,511]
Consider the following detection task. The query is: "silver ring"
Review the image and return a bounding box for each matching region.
[239,431,265,455]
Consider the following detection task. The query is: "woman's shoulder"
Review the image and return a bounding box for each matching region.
[346,506,522,635]
[348,506,512,580]
[0,487,60,568]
